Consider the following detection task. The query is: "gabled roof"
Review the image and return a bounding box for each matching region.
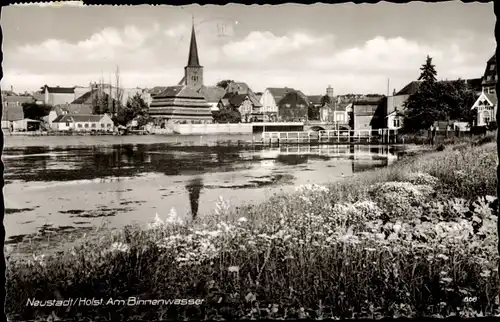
[267,87,295,104]
[155,86,205,99]
[197,86,227,103]
[52,114,107,123]
[52,104,93,115]
[71,90,119,107]
[222,92,262,108]
[148,86,168,96]
[307,95,323,105]
[278,90,310,107]
[395,81,422,96]
[41,86,75,94]
[1,106,24,121]
[484,92,498,105]
[472,91,498,109]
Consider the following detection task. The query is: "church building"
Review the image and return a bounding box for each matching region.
[149,22,213,126]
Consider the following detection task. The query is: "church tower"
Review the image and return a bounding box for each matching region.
[184,20,203,88]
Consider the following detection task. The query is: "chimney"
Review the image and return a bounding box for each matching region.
[10,85,13,93]
[392,88,396,95]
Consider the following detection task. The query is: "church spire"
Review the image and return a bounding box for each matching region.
[187,17,201,67]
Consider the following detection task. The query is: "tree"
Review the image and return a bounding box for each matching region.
[113,93,149,127]
[418,55,438,84]
[403,80,477,132]
[212,108,241,123]
[216,79,234,90]
[22,102,52,120]
[320,94,331,107]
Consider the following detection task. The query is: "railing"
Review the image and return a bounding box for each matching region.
[262,129,398,145]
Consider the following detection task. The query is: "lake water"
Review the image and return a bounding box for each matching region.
[3,137,401,244]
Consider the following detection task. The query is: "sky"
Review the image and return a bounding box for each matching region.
[1,1,496,96]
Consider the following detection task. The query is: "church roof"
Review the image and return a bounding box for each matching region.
[187,24,201,67]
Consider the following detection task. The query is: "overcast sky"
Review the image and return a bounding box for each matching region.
[1,1,495,95]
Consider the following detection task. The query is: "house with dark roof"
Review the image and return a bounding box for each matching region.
[149,22,213,126]
[387,76,485,130]
[259,87,295,122]
[41,85,77,106]
[277,90,309,122]
[218,92,263,122]
[51,114,114,132]
[47,103,94,128]
[481,54,496,94]
[470,54,497,127]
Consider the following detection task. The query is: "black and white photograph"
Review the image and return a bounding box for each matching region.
[1,1,499,320]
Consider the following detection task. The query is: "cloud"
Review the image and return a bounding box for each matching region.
[222,31,332,63]
[3,25,490,95]
[16,23,160,64]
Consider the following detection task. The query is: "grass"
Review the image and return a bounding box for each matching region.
[5,133,500,321]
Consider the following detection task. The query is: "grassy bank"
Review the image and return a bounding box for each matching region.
[5,137,499,320]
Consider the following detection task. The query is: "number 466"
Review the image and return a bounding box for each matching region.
[463,296,478,303]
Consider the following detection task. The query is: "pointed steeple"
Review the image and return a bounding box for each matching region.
[187,17,201,67]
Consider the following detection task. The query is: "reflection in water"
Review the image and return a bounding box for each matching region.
[186,177,203,220]
[4,142,405,242]
[3,143,401,184]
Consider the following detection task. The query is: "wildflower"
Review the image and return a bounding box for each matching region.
[436,254,449,261]
[228,266,240,273]
[440,277,453,283]
[237,217,248,223]
[480,270,491,278]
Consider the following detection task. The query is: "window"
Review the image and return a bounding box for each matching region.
[487,75,493,81]
[483,111,491,125]
[107,123,111,127]
[490,87,496,94]
[91,123,96,128]
[84,123,89,128]
[491,64,496,71]
[336,114,345,122]
[101,123,105,128]
[393,119,400,128]
[66,122,70,127]
[78,123,82,128]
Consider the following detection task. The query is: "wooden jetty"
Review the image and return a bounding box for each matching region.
[261,129,399,145]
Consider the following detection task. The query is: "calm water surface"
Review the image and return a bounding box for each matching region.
[3,136,401,243]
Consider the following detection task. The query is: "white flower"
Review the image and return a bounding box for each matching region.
[228,266,240,273]
[110,242,129,253]
[238,217,248,223]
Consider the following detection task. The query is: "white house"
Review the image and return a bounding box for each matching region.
[259,87,295,122]
[52,114,115,132]
[386,110,404,130]
[471,90,497,127]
